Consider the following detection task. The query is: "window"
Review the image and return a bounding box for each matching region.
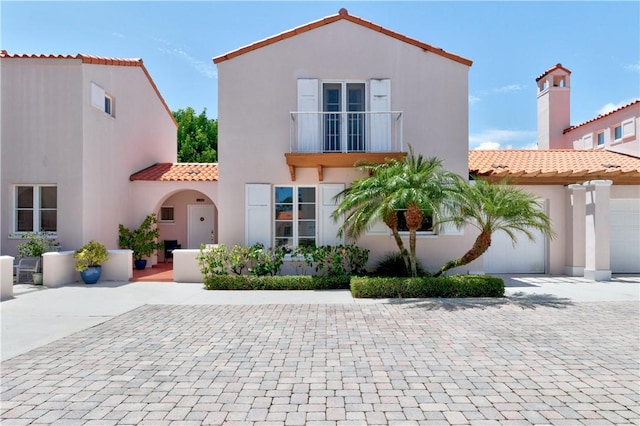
[596,132,605,146]
[91,82,115,117]
[274,186,316,248]
[323,82,366,152]
[14,185,57,233]
[397,210,435,234]
[614,125,622,140]
[160,206,175,223]
[104,95,114,117]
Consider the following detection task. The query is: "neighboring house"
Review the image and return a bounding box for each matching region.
[470,64,640,278]
[213,8,481,273]
[0,51,217,260]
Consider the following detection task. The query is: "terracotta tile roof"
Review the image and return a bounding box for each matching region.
[535,63,572,82]
[0,50,176,127]
[563,99,640,134]
[469,149,640,185]
[213,8,473,67]
[130,163,219,182]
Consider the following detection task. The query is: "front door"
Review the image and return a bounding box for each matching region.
[187,204,214,249]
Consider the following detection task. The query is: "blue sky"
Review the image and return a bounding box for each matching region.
[2,1,639,149]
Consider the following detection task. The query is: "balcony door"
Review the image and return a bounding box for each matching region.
[323,82,365,152]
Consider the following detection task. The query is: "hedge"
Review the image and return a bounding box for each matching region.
[350,275,504,298]
[203,274,351,290]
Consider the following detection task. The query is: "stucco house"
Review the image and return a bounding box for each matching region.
[470,64,639,278]
[0,51,217,263]
[213,11,639,279]
[213,8,482,274]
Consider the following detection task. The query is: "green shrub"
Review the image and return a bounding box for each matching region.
[203,274,351,290]
[371,252,428,277]
[350,275,504,298]
[292,244,369,276]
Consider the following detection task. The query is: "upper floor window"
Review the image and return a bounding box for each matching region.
[597,131,605,146]
[14,185,57,233]
[91,82,115,117]
[274,186,316,249]
[614,125,622,140]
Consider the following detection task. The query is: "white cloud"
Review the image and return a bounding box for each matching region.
[156,38,217,80]
[468,95,480,105]
[494,84,523,93]
[595,98,636,116]
[469,129,537,150]
[625,61,640,72]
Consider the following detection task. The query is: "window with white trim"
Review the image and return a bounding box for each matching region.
[91,82,115,117]
[614,125,622,140]
[596,131,605,146]
[159,206,175,223]
[397,210,435,235]
[14,185,57,233]
[274,186,316,248]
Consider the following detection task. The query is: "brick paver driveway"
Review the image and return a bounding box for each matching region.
[2,297,639,425]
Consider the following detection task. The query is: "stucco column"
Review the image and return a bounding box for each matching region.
[583,180,612,281]
[564,184,586,276]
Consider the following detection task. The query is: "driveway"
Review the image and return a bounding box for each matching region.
[1,276,639,425]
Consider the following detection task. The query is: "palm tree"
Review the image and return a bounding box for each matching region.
[332,146,461,276]
[433,179,555,277]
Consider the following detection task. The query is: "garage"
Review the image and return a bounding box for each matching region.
[610,199,640,273]
[483,228,546,274]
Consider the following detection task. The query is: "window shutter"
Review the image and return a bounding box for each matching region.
[91,82,105,110]
[319,183,344,246]
[245,184,272,247]
[582,134,593,149]
[621,118,635,138]
[297,79,320,152]
[369,79,391,152]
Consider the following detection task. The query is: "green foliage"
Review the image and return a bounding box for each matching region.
[173,107,218,162]
[16,231,59,258]
[350,275,505,298]
[292,244,369,276]
[118,214,164,261]
[73,241,109,271]
[203,274,351,290]
[372,252,428,277]
[197,243,287,278]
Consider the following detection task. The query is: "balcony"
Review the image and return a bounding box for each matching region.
[286,111,405,181]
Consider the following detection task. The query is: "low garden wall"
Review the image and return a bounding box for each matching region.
[42,249,133,286]
[1,255,14,300]
[173,249,204,283]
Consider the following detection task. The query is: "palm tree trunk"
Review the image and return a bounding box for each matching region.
[405,204,422,277]
[434,230,492,277]
[384,213,410,272]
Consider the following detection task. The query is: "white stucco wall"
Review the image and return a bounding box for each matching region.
[0,57,177,256]
[217,18,471,268]
[565,103,639,157]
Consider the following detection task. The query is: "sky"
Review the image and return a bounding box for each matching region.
[2,1,639,149]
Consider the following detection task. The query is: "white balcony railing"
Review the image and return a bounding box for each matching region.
[290,111,403,153]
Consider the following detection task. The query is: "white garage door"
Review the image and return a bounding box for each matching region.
[610,199,640,273]
[483,228,546,273]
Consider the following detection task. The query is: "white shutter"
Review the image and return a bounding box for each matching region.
[369,79,391,152]
[621,118,635,138]
[91,82,105,110]
[583,134,593,149]
[319,184,344,246]
[366,218,390,235]
[245,184,272,247]
[297,79,320,152]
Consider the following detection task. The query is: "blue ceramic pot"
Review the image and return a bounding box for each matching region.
[80,266,101,284]
[134,259,147,270]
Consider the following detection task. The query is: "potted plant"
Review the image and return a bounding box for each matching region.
[73,240,109,284]
[118,213,163,269]
[16,231,60,285]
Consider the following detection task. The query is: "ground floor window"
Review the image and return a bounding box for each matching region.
[14,185,57,233]
[397,210,435,234]
[274,186,316,248]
